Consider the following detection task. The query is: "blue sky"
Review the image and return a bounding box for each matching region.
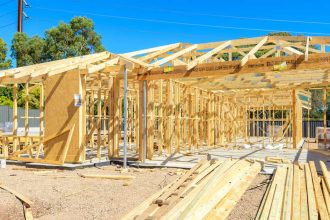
[1,0,330,54]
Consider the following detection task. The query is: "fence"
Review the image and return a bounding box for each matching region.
[0,105,40,130]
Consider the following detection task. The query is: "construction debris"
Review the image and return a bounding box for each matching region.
[0,183,33,220]
[121,158,261,220]
[265,156,290,164]
[78,173,136,180]
[256,161,330,219]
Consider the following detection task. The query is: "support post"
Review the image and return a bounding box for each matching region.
[292,89,297,148]
[24,83,29,146]
[13,83,18,151]
[123,65,128,168]
[323,88,327,148]
[143,80,147,161]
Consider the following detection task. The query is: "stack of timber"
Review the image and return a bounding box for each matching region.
[256,161,330,219]
[122,158,261,220]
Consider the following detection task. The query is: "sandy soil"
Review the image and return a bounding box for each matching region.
[228,174,271,220]
[0,165,179,220]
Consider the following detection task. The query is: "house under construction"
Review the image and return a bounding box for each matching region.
[0,35,329,165]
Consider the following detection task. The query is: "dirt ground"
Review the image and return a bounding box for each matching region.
[228,174,271,220]
[0,164,179,220]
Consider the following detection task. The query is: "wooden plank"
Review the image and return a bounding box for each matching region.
[178,160,251,219]
[259,167,282,220]
[305,164,319,220]
[78,174,136,180]
[137,53,330,81]
[120,180,175,220]
[205,162,261,220]
[0,183,33,220]
[284,46,304,55]
[309,161,330,220]
[320,161,330,193]
[268,166,287,219]
[155,158,207,204]
[300,164,309,219]
[322,178,330,216]
[59,124,75,164]
[139,43,181,62]
[187,41,231,70]
[282,165,294,220]
[163,159,237,219]
[152,44,198,67]
[241,36,268,66]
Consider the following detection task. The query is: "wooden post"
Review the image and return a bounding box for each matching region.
[138,81,144,161]
[158,80,164,155]
[108,77,114,157]
[175,83,180,153]
[90,90,95,149]
[292,89,297,148]
[147,81,154,159]
[323,88,327,148]
[24,83,29,145]
[13,83,18,151]
[165,80,173,154]
[194,88,199,149]
[113,77,120,157]
[97,74,102,158]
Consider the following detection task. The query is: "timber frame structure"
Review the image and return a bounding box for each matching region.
[0,35,330,164]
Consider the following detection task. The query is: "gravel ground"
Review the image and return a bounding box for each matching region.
[228,174,271,220]
[0,165,179,220]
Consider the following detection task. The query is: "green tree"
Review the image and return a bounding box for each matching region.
[0,38,11,69]
[0,38,13,106]
[11,32,45,67]
[44,16,105,61]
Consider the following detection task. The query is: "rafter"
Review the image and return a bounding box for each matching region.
[152,44,198,67]
[118,54,152,67]
[283,47,304,55]
[187,41,231,70]
[139,43,181,62]
[305,36,310,61]
[241,36,268,66]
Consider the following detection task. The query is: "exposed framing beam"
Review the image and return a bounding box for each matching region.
[187,41,231,70]
[241,36,268,66]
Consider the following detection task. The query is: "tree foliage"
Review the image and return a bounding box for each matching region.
[0,38,13,106]
[0,38,11,69]
[11,16,105,66]
[44,16,105,60]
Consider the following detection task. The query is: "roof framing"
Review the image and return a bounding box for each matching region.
[1,35,330,92]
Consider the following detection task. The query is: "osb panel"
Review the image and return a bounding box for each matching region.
[44,70,84,163]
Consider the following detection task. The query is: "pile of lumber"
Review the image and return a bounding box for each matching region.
[122,158,261,220]
[257,161,330,219]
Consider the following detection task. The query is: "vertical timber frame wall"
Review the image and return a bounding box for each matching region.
[44,69,86,163]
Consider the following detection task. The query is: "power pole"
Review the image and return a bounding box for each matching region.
[17,0,23,32]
